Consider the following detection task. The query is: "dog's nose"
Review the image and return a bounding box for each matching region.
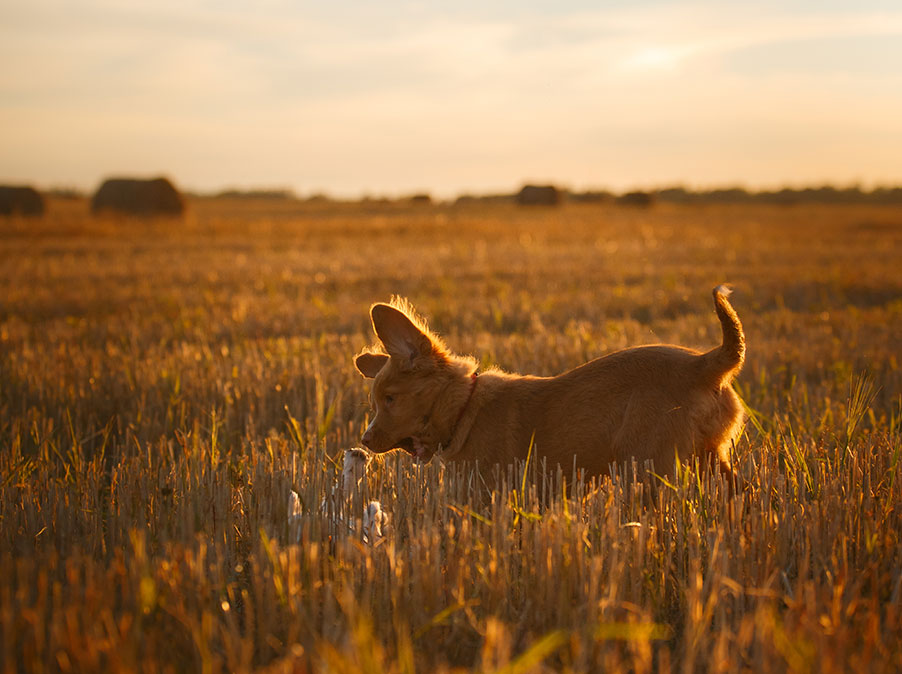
[361,429,374,449]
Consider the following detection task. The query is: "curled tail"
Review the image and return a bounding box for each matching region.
[701,285,745,387]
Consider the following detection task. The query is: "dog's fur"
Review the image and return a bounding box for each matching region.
[355,287,745,478]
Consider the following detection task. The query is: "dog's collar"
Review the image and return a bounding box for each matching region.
[444,372,478,451]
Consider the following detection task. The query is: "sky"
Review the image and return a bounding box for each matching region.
[1,0,901,198]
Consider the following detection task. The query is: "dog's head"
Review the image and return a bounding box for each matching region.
[355,300,467,462]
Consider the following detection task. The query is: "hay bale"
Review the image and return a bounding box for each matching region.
[516,184,561,206]
[408,193,432,205]
[616,191,655,207]
[0,185,44,216]
[91,177,184,216]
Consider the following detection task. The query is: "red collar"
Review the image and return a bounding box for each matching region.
[448,372,478,444]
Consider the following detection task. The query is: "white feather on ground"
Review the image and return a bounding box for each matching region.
[288,447,387,544]
[342,447,371,494]
[288,489,304,543]
[363,501,387,540]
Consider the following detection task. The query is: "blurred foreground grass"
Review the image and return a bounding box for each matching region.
[1,197,901,672]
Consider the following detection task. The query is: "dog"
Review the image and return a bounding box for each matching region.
[355,286,745,479]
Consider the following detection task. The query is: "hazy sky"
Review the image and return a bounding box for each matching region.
[2,1,901,197]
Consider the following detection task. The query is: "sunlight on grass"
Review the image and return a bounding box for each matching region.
[1,197,900,672]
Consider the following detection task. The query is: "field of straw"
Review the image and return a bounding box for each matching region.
[2,197,901,673]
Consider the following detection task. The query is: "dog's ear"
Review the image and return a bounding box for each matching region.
[356,352,389,378]
[371,303,438,368]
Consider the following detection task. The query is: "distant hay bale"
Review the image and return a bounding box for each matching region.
[0,185,45,216]
[616,191,655,208]
[516,184,561,206]
[91,177,184,216]
[408,193,432,205]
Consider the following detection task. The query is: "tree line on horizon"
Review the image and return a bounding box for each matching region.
[3,180,902,217]
[458,183,902,207]
[211,183,902,207]
[202,183,902,206]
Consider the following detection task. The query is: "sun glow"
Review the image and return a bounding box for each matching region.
[623,46,684,72]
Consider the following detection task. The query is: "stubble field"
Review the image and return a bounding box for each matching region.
[2,197,901,673]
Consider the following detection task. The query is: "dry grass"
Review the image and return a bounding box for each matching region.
[1,197,901,673]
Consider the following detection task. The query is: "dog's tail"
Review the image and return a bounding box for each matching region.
[699,285,745,387]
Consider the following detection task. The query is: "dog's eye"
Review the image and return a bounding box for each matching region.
[384,394,395,405]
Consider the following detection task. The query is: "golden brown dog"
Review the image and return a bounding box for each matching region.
[355,286,745,478]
